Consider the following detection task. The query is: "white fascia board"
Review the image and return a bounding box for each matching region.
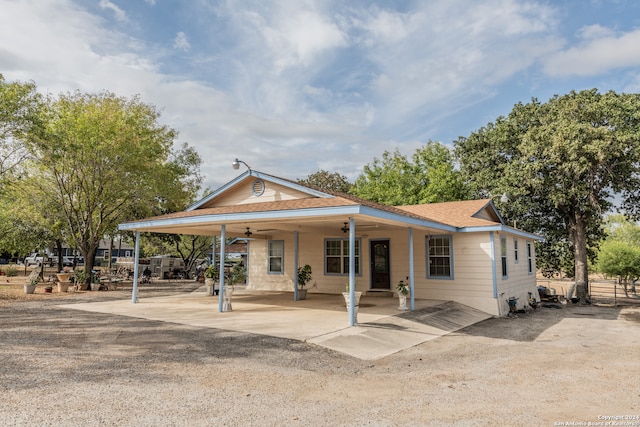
[186,171,251,211]
[459,225,544,241]
[119,205,364,231]
[358,206,457,232]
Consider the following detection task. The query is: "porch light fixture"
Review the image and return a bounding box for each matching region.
[244,227,253,237]
[232,158,251,170]
[341,222,349,233]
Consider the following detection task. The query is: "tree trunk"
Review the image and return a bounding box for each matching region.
[79,246,99,290]
[572,212,590,303]
[55,239,63,272]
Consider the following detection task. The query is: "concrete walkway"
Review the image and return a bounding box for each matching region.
[59,288,491,360]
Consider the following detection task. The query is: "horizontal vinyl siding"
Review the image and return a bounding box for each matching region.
[210,181,314,207]
[495,235,538,315]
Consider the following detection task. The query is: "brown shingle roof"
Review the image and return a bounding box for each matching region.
[397,199,500,228]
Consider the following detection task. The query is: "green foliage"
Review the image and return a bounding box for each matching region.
[297,170,352,193]
[297,264,312,289]
[227,263,246,287]
[0,74,42,189]
[204,264,218,280]
[73,269,89,285]
[455,89,640,286]
[352,141,467,206]
[15,90,201,274]
[4,266,17,277]
[396,280,409,295]
[597,240,640,296]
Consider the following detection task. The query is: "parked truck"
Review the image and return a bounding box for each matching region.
[24,252,54,267]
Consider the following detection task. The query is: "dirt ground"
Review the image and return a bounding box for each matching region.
[1,274,640,426]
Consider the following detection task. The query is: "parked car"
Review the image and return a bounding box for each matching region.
[61,255,84,267]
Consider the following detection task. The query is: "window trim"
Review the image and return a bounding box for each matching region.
[267,240,284,275]
[513,238,519,264]
[426,234,454,280]
[323,238,362,276]
[526,241,533,275]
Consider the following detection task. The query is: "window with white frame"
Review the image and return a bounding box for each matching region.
[526,241,533,274]
[325,238,360,275]
[501,236,508,278]
[514,238,519,263]
[268,240,284,274]
[427,235,453,278]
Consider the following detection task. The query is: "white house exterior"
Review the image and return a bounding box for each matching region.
[119,170,542,320]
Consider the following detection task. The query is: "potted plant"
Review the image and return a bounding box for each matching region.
[222,263,246,311]
[24,271,40,294]
[396,279,409,310]
[73,269,89,291]
[296,264,312,300]
[204,264,219,296]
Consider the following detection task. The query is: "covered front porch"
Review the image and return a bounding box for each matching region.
[59,288,491,360]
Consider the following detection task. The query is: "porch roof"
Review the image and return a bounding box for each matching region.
[118,170,541,241]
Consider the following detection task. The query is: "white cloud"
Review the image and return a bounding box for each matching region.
[173,32,191,51]
[99,0,126,22]
[3,0,631,189]
[544,27,640,76]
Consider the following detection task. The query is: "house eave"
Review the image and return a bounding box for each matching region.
[458,224,544,241]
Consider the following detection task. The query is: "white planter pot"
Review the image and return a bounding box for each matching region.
[342,291,362,323]
[222,286,234,311]
[205,278,215,295]
[297,289,307,300]
[397,293,409,310]
[24,283,36,294]
[57,281,70,293]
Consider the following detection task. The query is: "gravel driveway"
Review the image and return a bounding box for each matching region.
[1,282,639,426]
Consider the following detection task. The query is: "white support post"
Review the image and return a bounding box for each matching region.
[211,236,217,296]
[131,231,141,304]
[218,225,226,312]
[293,231,299,301]
[409,227,415,310]
[349,217,356,326]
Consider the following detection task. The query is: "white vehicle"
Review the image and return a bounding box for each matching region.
[24,252,53,267]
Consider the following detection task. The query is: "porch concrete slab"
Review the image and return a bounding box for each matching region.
[58,290,491,360]
[308,301,492,359]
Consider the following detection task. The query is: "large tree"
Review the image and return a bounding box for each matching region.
[352,141,467,206]
[297,170,352,193]
[0,74,41,190]
[23,91,201,284]
[455,89,640,301]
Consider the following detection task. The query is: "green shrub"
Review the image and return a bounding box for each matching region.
[4,266,18,277]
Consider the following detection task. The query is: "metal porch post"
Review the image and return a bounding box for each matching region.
[409,227,415,310]
[349,217,356,327]
[131,231,141,304]
[293,231,299,301]
[211,236,217,296]
[218,225,226,312]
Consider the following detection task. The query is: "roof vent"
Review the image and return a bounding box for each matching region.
[252,179,265,197]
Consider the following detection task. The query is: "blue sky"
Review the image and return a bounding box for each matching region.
[2,0,640,190]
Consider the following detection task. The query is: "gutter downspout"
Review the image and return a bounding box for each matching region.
[490,231,500,316]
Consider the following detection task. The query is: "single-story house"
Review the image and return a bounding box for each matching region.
[119,170,542,324]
